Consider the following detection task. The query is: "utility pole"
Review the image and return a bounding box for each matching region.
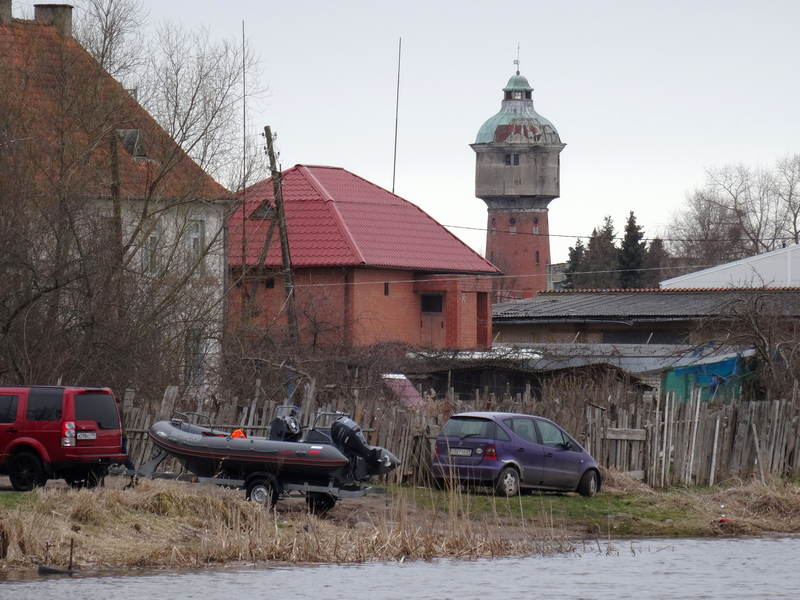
[263,125,299,345]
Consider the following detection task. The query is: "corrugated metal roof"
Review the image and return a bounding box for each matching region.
[411,343,754,376]
[499,343,755,375]
[493,288,800,320]
[228,165,499,274]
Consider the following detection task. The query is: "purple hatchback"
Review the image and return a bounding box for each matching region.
[431,412,601,497]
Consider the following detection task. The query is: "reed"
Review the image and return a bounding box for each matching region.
[0,478,573,572]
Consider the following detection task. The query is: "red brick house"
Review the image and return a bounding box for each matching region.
[227,165,499,349]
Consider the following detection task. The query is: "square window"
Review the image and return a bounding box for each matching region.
[420,294,443,313]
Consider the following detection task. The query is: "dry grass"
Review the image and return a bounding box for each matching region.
[0,478,573,572]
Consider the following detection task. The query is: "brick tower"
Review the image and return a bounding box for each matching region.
[472,70,565,299]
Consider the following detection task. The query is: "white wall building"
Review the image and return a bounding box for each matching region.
[661,245,800,289]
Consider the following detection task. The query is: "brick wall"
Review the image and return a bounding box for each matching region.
[229,268,494,350]
[486,209,550,298]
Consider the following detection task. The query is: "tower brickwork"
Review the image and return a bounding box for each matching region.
[472,72,565,299]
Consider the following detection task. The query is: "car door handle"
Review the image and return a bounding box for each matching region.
[544,451,553,457]
[517,447,525,451]
[7,427,17,433]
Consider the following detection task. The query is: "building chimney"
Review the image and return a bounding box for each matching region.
[34,4,72,37]
[0,0,12,26]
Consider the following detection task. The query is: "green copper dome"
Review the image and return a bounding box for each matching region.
[503,74,532,92]
[475,72,561,146]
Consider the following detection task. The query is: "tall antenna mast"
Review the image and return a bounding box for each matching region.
[514,42,520,75]
[240,20,248,314]
[391,37,402,194]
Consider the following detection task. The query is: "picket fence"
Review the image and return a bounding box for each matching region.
[122,386,800,488]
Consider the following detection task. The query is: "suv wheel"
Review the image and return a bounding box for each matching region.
[9,451,47,491]
[495,466,520,497]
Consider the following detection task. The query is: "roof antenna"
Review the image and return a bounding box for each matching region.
[391,37,402,194]
[513,43,520,75]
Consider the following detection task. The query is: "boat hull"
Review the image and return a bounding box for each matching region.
[148,420,350,486]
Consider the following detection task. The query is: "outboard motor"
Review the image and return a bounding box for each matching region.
[269,412,302,442]
[331,416,400,481]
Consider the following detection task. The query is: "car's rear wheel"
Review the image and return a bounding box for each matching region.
[9,451,47,491]
[577,470,599,497]
[495,466,520,497]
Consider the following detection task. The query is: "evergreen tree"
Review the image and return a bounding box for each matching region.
[582,216,618,288]
[617,211,647,288]
[642,237,670,287]
[563,238,586,289]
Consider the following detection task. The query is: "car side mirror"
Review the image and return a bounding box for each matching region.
[559,441,572,451]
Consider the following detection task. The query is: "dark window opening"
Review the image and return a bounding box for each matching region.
[504,91,512,100]
[421,294,443,313]
[265,278,275,289]
[75,393,120,429]
[525,91,532,99]
[533,217,539,224]
[0,395,18,424]
[536,251,540,264]
[509,217,516,225]
[384,282,390,296]
[26,388,63,421]
[513,153,520,166]
[504,154,511,166]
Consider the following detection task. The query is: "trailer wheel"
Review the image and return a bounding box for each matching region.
[306,492,336,515]
[246,475,279,510]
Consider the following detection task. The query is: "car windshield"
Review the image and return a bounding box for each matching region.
[442,417,496,439]
[75,393,120,429]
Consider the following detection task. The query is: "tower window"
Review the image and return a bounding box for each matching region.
[512,91,522,100]
[504,154,511,166]
[513,154,520,166]
[536,251,540,265]
[525,91,532,99]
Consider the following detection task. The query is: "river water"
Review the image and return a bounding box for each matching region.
[2,537,799,599]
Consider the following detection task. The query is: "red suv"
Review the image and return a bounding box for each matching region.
[0,386,127,490]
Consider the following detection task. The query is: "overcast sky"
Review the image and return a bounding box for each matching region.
[48,1,800,261]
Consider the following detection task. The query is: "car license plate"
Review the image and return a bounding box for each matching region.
[77,432,97,440]
[449,448,472,456]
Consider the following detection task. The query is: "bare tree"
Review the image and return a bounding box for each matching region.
[775,154,800,245]
[74,0,147,81]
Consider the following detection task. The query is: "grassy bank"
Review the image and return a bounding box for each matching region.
[401,471,800,538]
[1,472,798,575]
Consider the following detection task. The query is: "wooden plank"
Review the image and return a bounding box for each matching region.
[603,428,647,442]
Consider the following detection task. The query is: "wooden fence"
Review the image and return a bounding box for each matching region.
[123,385,800,489]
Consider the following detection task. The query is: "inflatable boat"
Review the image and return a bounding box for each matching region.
[148,410,398,489]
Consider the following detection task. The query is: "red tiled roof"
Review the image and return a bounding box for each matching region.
[228,165,499,273]
[0,19,227,201]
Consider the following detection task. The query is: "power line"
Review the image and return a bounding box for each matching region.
[443,223,800,245]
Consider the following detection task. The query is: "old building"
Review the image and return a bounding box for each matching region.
[492,288,800,345]
[227,165,498,350]
[472,70,565,300]
[0,2,229,390]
